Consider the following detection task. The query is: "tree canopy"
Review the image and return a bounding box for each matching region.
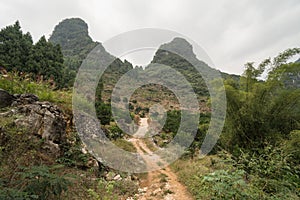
[0,21,66,88]
[221,48,300,152]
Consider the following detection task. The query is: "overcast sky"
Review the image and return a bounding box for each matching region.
[0,0,300,75]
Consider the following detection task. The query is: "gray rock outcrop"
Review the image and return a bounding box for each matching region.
[15,101,66,154]
[0,89,66,155]
[0,89,15,108]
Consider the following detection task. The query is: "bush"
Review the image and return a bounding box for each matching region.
[107,124,124,139]
[283,130,300,164]
[56,132,89,167]
[171,146,300,200]
[0,165,72,200]
[196,169,261,199]
[163,110,180,133]
[87,178,138,200]
[19,165,71,200]
[96,103,112,125]
[236,145,300,197]
[112,139,137,153]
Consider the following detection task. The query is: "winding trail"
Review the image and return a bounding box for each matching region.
[128,118,193,200]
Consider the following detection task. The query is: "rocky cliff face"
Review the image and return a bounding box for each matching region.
[49,18,97,58]
[0,90,66,155]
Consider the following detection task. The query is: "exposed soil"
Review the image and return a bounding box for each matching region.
[127,118,193,200]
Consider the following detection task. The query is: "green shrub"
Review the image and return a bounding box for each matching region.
[56,133,89,168]
[0,72,72,106]
[236,146,300,197]
[163,110,180,133]
[96,103,112,125]
[196,169,261,199]
[283,130,300,164]
[18,165,71,200]
[107,124,124,139]
[172,147,300,200]
[112,139,137,153]
[87,178,137,200]
[0,186,35,200]
[0,165,72,200]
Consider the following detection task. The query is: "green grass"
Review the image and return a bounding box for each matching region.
[171,152,300,200]
[0,72,72,111]
[112,139,137,153]
[142,138,158,152]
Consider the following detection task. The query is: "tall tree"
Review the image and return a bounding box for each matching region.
[221,48,300,151]
[27,36,64,85]
[0,21,67,87]
[0,21,33,71]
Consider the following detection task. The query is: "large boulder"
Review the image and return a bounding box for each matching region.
[0,89,67,155]
[0,90,103,169]
[0,89,15,108]
[15,101,66,154]
[12,93,39,106]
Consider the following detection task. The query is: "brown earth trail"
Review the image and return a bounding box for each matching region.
[127,118,193,200]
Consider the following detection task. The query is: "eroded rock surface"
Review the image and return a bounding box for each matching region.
[0,89,66,155]
[0,89,15,108]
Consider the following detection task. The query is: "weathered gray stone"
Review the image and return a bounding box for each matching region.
[0,90,100,168]
[0,89,15,108]
[4,94,67,157]
[113,174,122,181]
[15,102,66,146]
[12,93,39,106]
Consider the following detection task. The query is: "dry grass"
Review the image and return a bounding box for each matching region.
[142,138,158,152]
[112,138,137,153]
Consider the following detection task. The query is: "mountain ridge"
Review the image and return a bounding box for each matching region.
[49,18,115,72]
[47,18,238,112]
[49,18,239,80]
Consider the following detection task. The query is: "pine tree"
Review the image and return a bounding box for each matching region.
[0,21,33,71]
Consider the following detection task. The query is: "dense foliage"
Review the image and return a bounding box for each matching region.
[0,21,68,88]
[169,49,300,199]
[221,48,300,152]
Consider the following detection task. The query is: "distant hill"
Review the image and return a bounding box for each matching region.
[150,37,211,96]
[49,18,95,55]
[150,37,239,96]
[49,18,133,91]
[49,18,111,71]
[296,58,300,63]
[48,18,238,112]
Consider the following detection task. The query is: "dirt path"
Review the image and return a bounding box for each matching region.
[127,118,193,200]
[134,118,149,138]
